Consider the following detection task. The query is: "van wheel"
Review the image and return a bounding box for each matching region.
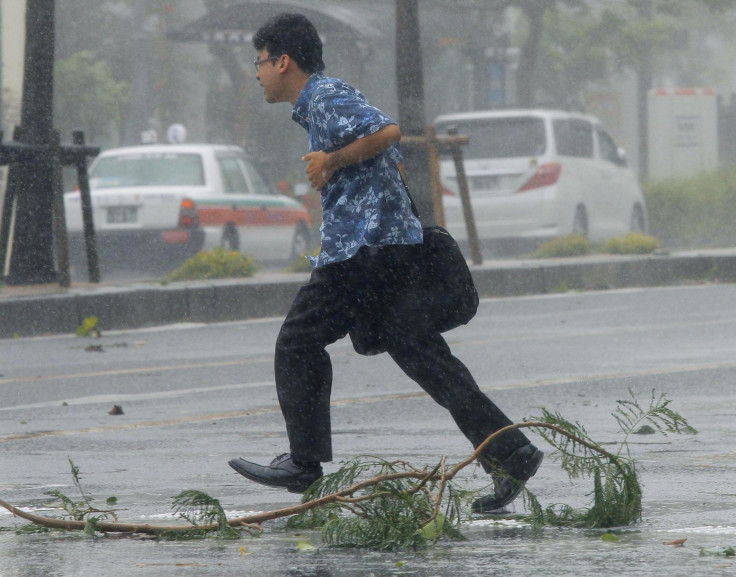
[291,223,310,259]
[572,206,588,237]
[630,205,646,234]
[221,225,240,252]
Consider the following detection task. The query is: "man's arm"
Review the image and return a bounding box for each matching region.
[303,124,401,190]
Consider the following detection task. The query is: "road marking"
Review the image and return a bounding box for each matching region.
[458,316,736,347]
[0,357,271,387]
[3,312,735,388]
[0,381,276,411]
[3,360,736,443]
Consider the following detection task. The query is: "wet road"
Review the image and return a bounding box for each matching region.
[1,284,735,576]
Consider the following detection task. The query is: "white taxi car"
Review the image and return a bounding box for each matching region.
[64,144,312,267]
[434,109,648,247]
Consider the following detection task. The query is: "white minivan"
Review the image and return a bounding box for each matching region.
[433,109,648,246]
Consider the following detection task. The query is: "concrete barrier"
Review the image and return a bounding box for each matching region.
[2,252,736,339]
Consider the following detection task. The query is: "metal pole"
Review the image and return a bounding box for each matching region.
[0,129,14,277]
[7,0,57,284]
[73,130,99,283]
[50,129,70,287]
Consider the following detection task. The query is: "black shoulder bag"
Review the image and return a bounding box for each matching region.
[400,183,479,334]
[349,178,479,355]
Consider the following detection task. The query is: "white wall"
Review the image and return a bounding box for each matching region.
[1,0,26,208]
[2,0,25,133]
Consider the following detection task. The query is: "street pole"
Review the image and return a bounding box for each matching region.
[6,0,57,284]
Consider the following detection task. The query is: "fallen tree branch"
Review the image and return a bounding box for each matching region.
[0,421,612,536]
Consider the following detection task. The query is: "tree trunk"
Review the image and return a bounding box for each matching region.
[516,1,549,108]
[209,42,249,148]
[395,0,434,225]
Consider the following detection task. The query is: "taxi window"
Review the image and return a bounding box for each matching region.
[90,153,204,188]
[241,159,273,195]
[217,156,249,193]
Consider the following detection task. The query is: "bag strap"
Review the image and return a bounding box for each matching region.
[397,168,421,220]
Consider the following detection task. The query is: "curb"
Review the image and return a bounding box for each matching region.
[1,252,735,339]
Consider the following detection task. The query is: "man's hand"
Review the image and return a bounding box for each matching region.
[302,124,402,191]
[303,151,335,190]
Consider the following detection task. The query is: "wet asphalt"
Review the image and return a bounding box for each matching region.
[1,283,735,576]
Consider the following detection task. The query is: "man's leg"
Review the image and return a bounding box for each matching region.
[273,265,353,463]
[385,331,543,511]
[386,332,529,463]
[229,254,368,491]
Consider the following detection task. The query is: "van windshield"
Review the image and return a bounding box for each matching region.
[90,153,205,189]
[435,117,546,160]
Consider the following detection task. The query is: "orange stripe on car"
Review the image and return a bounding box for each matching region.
[197,206,309,227]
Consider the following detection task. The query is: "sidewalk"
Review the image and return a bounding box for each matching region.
[2,247,736,339]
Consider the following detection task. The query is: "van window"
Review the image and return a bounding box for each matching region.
[435,117,546,160]
[597,128,623,166]
[553,119,594,158]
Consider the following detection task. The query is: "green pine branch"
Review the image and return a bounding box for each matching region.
[0,390,695,549]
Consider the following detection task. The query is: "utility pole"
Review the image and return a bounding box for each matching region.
[636,0,653,179]
[395,0,434,226]
[0,4,4,129]
[125,0,149,145]
[6,0,57,284]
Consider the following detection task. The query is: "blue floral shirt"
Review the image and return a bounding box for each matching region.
[292,73,423,267]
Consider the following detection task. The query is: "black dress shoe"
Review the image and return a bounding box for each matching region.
[229,453,323,493]
[471,443,544,514]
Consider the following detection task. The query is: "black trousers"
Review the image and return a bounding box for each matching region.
[274,244,530,470]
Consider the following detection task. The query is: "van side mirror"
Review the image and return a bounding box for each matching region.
[617,147,628,167]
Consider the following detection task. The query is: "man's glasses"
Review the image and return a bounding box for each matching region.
[253,55,280,72]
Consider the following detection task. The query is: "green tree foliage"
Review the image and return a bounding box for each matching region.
[54,51,130,142]
[479,0,736,107]
[534,8,610,108]
[54,0,196,145]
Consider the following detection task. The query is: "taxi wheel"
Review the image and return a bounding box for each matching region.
[291,223,310,259]
[221,225,240,252]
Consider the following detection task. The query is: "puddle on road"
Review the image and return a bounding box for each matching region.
[2,512,735,577]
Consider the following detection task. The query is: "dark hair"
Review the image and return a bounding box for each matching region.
[253,13,325,74]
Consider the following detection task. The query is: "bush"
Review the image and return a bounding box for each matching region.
[643,166,736,249]
[599,233,659,255]
[532,233,659,259]
[284,249,319,273]
[164,248,257,282]
[532,235,591,258]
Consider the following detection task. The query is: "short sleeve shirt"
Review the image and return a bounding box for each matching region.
[292,73,423,267]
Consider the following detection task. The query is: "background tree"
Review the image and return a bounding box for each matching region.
[471,0,736,176]
[475,0,586,107]
[533,7,609,109]
[54,0,196,146]
[54,51,130,143]
[598,0,736,175]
